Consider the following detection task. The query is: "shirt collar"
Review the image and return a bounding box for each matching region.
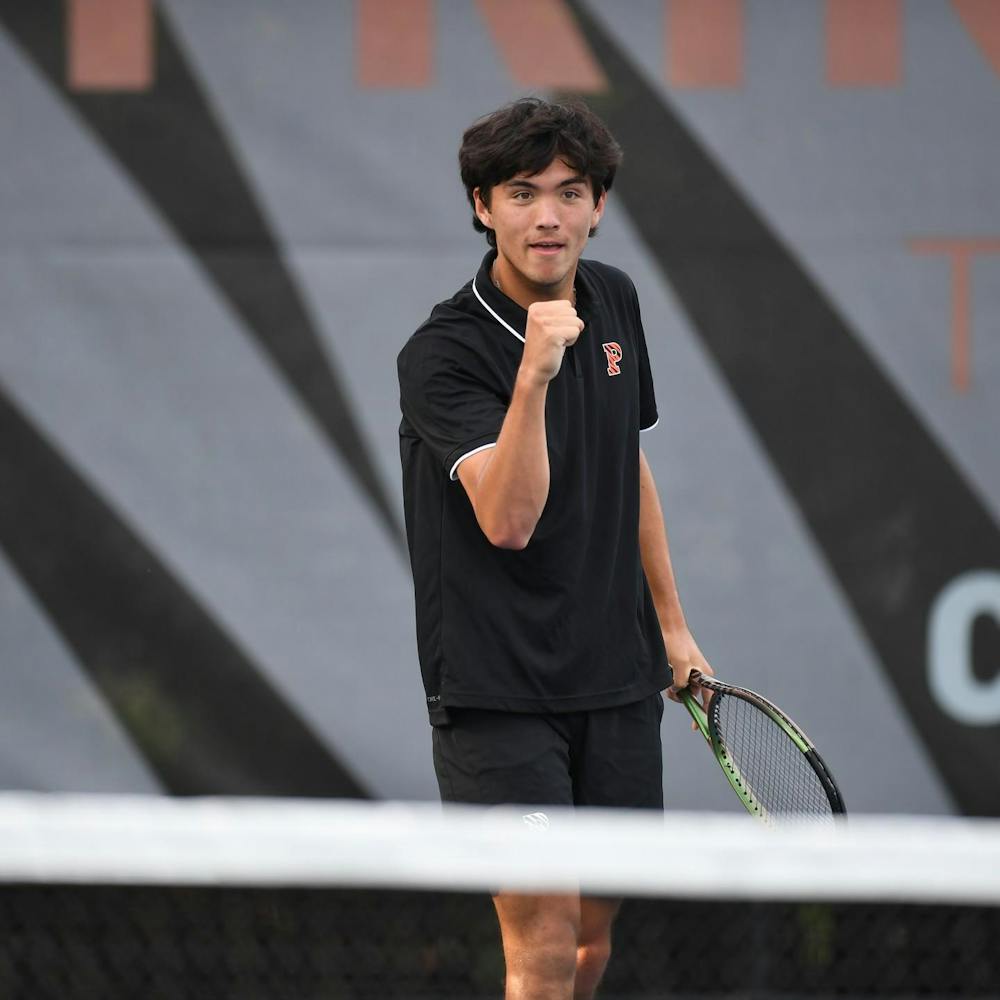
[472,251,525,342]
[471,250,603,345]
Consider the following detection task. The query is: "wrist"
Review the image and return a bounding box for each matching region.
[514,367,551,393]
[660,617,689,639]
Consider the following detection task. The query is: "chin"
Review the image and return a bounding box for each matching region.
[500,247,575,293]
[524,259,568,283]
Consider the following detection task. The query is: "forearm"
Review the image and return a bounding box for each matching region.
[469,373,550,549]
[638,448,687,633]
[462,297,583,549]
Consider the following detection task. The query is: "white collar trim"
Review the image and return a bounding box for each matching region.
[472,276,525,344]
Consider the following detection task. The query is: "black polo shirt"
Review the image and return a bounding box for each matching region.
[398,250,670,724]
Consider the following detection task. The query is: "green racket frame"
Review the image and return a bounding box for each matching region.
[679,672,846,823]
[679,686,769,821]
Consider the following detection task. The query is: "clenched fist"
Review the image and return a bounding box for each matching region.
[518,300,584,386]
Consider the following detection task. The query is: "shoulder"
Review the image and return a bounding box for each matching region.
[398,282,475,369]
[577,257,641,314]
[578,257,635,291]
[398,279,499,383]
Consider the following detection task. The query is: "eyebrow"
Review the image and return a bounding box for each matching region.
[502,176,589,190]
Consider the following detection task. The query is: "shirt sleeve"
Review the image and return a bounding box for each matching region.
[398,334,508,480]
[629,283,659,433]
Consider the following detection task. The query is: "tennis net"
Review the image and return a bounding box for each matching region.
[2,793,999,998]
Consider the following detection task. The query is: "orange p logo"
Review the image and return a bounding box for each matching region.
[602,341,623,376]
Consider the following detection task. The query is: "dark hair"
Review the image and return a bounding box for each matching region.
[459,97,623,247]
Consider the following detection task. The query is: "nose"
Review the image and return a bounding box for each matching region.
[534,197,560,230]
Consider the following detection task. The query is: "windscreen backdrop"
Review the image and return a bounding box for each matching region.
[0,0,998,814]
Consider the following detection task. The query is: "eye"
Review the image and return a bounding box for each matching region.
[562,189,583,200]
[512,190,532,201]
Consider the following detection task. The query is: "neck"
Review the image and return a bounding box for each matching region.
[491,251,577,310]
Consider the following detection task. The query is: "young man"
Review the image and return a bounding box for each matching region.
[397,98,712,1000]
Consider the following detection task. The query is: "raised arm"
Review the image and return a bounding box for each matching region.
[456,300,582,549]
[638,447,714,699]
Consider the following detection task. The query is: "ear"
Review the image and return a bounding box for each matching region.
[473,187,494,232]
[591,188,607,229]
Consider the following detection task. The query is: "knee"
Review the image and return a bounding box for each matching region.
[495,893,580,983]
[575,898,620,996]
[577,933,612,979]
[527,934,580,985]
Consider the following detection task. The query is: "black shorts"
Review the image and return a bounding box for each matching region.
[432,693,664,810]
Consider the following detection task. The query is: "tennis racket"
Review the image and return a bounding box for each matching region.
[679,670,846,823]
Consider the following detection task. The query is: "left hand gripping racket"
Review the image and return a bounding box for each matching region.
[679,671,846,823]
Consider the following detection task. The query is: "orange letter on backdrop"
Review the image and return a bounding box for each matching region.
[356,0,433,88]
[908,238,1000,393]
[952,0,1000,77]
[67,0,152,91]
[826,0,901,87]
[666,0,743,89]
[476,0,605,92]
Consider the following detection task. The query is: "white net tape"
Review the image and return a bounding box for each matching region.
[2,793,999,905]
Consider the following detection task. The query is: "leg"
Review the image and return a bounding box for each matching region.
[574,897,621,1000]
[566,697,661,996]
[493,892,581,1000]
[431,712,578,997]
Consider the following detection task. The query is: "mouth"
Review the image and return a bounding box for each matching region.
[529,241,566,256]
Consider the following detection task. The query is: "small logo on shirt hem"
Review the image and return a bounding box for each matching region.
[522,811,550,831]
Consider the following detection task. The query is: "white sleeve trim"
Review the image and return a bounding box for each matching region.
[449,442,497,481]
[640,418,660,433]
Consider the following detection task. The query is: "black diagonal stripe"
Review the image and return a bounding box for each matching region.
[0,384,367,798]
[0,3,404,557]
[566,1,1000,814]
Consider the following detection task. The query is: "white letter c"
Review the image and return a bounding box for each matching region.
[928,570,1000,726]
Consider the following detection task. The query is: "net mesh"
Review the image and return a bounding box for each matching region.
[4,886,1000,999]
[711,691,837,819]
[2,794,999,999]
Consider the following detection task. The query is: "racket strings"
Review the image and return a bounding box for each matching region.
[712,695,834,819]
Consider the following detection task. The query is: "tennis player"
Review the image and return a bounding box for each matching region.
[397,97,713,1000]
